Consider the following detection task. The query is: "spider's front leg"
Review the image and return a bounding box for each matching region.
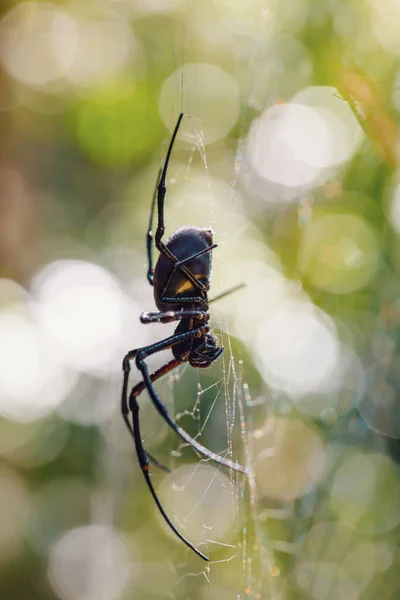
[146,168,161,286]
[146,114,184,285]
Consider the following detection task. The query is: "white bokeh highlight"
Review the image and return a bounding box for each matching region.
[0,3,136,91]
[32,260,130,375]
[370,0,400,55]
[246,103,327,189]
[0,309,77,422]
[290,86,364,164]
[255,301,341,397]
[48,525,133,600]
[159,63,240,145]
[0,3,76,87]
[243,86,364,203]
[254,417,326,501]
[157,463,237,547]
[329,452,400,534]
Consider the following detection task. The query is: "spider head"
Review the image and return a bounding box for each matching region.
[189,332,224,368]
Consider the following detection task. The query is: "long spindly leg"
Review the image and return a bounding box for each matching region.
[146,168,162,286]
[134,348,249,475]
[209,282,246,304]
[121,328,202,437]
[145,450,171,473]
[173,244,218,269]
[129,382,209,561]
[122,358,181,474]
[154,113,184,249]
[121,328,205,463]
[151,113,210,294]
[140,309,208,324]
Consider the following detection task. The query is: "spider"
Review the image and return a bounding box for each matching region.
[121,113,248,561]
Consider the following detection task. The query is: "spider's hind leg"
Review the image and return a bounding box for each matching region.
[135,345,249,475]
[145,450,171,473]
[129,389,209,561]
[123,358,181,473]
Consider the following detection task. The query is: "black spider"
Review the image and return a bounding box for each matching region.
[121,113,248,561]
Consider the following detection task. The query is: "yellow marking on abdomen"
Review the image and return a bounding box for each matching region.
[176,272,203,294]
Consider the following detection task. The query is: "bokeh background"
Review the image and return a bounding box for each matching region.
[2,1,400,599]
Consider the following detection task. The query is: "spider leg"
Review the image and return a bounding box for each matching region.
[146,168,162,286]
[145,450,171,474]
[151,113,209,295]
[209,282,246,304]
[122,346,209,560]
[123,359,180,473]
[154,113,184,250]
[121,329,205,477]
[174,244,218,268]
[134,350,249,475]
[122,327,204,429]
[129,388,209,561]
[140,309,208,324]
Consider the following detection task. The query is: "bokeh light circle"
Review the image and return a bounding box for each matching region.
[159,63,240,144]
[28,478,91,555]
[32,260,129,374]
[0,309,76,422]
[255,301,341,396]
[63,8,135,87]
[290,86,364,164]
[0,2,76,87]
[358,369,400,439]
[300,520,395,596]
[48,525,133,600]
[74,81,162,166]
[157,463,237,546]
[253,417,326,501]
[329,452,400,534]
[298,213,379,294]
[246,103,326,190]
[370,0,400,55]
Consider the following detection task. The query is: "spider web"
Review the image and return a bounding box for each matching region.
[130,14,295,599]
[89,11,400,600]
[95,12,300,600]
[125,105,287,600]
[139,329,273,600]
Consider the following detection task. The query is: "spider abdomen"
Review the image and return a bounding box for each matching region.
[153,226,213,312]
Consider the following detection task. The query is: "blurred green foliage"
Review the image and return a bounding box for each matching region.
[1,1,400,600]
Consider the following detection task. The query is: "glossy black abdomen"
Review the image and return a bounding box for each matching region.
[153,226,213,312]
